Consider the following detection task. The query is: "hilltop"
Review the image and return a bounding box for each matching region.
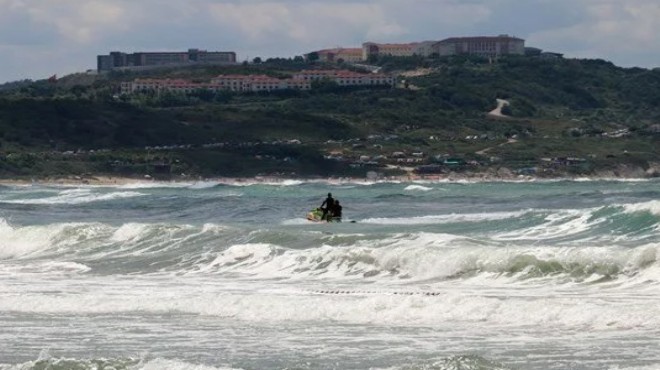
[0,55,659,181]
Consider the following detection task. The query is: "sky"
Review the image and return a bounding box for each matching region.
[1,0,659,83]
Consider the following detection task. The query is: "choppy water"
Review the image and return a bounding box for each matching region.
[0,179,659,370]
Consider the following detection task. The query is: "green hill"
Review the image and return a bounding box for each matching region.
[0,56,658,179]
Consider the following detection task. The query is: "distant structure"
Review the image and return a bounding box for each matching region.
[307,35,526,64]
[311,48,363,63]
[120,70,396,95]
[97,49,237,72]
[362,41,437,60]
[433,35,525,57]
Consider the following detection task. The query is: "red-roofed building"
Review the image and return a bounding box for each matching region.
[120,69,394,96]
[293,70,395,87]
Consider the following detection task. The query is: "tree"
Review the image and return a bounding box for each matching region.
[252,57,263,64]
[307,52,319,63]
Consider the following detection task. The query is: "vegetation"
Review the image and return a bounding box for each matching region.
[0,56,658,180]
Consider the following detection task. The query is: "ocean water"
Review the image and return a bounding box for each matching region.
[0,179,659,370]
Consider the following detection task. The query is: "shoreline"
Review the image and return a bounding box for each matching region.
[0,172,657,187]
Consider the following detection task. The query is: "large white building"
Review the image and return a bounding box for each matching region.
[306,35,525,63]
[362,41,437,60]
[433,35,525,57]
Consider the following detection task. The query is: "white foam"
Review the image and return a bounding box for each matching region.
[0,357,241,370]
[111,223,152,242]
[0,189,144,205]
[362,211,526,225]
[0,219,86,259]
[404,185,433,192]
[2,273,659,332]
[200,243,277,273]
[117,182,193,189]
[1,261,91,275]
[137,359,241,370]
[492,209,597,241]
[623,200,660,216]
[187,181,220,189]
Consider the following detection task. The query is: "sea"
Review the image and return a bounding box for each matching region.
[0,178,659,370]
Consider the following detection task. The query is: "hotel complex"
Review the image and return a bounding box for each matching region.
[110,34,525,95]
[99,35,524,72]
[310,35,525,62]
[97,49,237,72]
[120,70,396,95]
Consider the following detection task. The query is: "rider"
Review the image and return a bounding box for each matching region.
[330,200,342,221]
[320,193,334,221]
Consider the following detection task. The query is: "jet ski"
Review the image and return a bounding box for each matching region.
[306,208,341,223]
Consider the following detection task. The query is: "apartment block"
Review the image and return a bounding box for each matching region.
[292,70,396,87]
[362,41,437,60]
[312,48,364,63]
[433,35,525,57]
[98,49,237,72]
[121,70,395,95]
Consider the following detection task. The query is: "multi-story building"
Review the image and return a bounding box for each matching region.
[362,42,414,60]
[120,79,211,95]
[311,48,364,63]
[432,35,525,57]
[292,70,396,87]
[211,75,297,92]
[362,41,438,60]
[121,70,395,95]
[98,49,237,72]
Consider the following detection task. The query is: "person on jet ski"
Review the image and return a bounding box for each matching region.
[320,193,334,220]
[330,200,342,221]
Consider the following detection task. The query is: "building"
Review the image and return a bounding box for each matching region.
[292,70,396,87]
[121,69,395,95]
[433,35,525,57]
[98,49,237,72]
[211,75,297,92]
[304,35,527,63]
[362,41,437,60]
[310,48,363,63]
[120,79,217,95]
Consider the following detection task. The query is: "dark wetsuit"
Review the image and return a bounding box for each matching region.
[321,195,334,220]
[331,202,342,220]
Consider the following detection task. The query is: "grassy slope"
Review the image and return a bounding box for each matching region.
[0,57,658,178]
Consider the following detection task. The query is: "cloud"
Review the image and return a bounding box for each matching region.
[207,1,404,47]
[528,0,660,65]
[0,0,659,83]
[23,1,128,44]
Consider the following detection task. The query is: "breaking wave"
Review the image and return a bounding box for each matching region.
[1,211,658,284]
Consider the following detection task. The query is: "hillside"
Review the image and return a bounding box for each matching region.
[0,56,659,180]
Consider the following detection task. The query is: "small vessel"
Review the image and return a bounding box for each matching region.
[306,208,341,223]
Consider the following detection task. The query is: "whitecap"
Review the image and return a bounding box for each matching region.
[0,189,145,205]
[623,200,660,216]
[404,185,433,192]
[361,211,526,225]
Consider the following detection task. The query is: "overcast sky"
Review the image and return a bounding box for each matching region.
[1,0,659,83]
